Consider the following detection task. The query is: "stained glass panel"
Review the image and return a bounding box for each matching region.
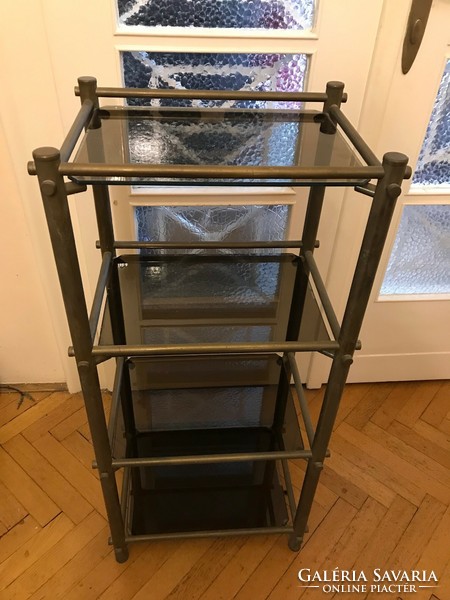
[381,205,450,295]
[121,51,308,109]
[412,60,450,187]
[117,0,314,31]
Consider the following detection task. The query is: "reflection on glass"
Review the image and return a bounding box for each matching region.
[127,114,300,172]
[381,205,450,295]
[117,0,314,30]
[121,51,308,109]
[412,60,450,187]
[134,205,289,253]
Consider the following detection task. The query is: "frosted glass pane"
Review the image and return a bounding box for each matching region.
[412,60,450,187]
[134,205,289,253]
[118,0,314,30]
[381,205,450,295]
[121,51,308,109]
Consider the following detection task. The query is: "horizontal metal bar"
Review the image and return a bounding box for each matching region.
[287,353,315,448]
[120,464,130,524]
[108,357,124,446]
[110,449,312,468]
[60,99,94,163]
[81,340,340,358]
[354,182,376,197]
[27,161,37,176]
[65,181,87,195]
[124,526,294,544]
[74,85,347,103]
[89,251,112,340]
[304,251,340,341]
[329,105,382,167]
[110,240,310,250]
[61,162,385,181]
[318,349,335,359]
[281,458,297,522]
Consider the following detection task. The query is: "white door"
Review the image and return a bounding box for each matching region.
[309,0,450,386]
[2,0,392,390]
[30,0,386,387]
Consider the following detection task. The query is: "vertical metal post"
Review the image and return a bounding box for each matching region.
[286,82,345,340]
[78,77,138,458]
[321,81,345,134]
[33,147,129,563]
[289,152,408,550]
[78,75,101,129]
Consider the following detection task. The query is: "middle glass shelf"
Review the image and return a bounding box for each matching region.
[98,252,336,354]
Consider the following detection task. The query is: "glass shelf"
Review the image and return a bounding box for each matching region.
[71,106,366,186]
[125,461,289,535]
[111,354,302,451]
[99,253,333,350]
[114,354,297,535]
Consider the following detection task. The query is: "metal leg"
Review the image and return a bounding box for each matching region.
[92,185,138,451]
[290,152,408,545]
[33,147,128,562]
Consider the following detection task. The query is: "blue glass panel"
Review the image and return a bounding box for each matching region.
[381,205,450,295]
[412,60,450,187]
[121,51,308,109]
[117,0,314,30]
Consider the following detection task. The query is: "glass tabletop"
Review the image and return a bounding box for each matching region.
[71,106,366,186]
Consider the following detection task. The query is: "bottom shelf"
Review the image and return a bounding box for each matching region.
[124,451,290,536]
[130,469,287,535]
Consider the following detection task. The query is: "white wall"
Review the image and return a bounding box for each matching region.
[0,119,64,384]
[0,2,79,389]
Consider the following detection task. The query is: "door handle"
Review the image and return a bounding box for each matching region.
[402,0,433,73]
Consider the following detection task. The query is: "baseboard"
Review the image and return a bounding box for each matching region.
[0,382,68,393]
[347,352,450,383]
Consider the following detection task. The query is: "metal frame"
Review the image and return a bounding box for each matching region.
[31,76,409,562]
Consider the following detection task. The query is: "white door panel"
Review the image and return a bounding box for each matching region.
[309,0,450,386]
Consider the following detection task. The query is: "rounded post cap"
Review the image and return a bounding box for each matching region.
[326,81,345,90]
[32,146,60,162]
[382,151,409,166]
[78,76,97,86]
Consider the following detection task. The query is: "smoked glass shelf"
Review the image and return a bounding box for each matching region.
[98,253,334,354]
[71,106,367,187]
[123,460,290,537]
[110,354,305,461]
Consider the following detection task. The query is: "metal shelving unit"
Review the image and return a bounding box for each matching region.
[29,77,410,562]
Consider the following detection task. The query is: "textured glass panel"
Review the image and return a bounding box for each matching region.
[126,115,300,171]
[139,256,281,310]
[142,325,273,344]
[381,205,450,295]
[121,51,308,109]
[134,205,289,254]
[118,0,314,30]
[412,60,450,187]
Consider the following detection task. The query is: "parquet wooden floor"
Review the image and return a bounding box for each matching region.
[0,381,449,599]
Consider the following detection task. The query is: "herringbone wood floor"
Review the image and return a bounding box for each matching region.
[0,381,449,599]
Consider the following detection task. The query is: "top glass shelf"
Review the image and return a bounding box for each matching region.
[71,106,367,187]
